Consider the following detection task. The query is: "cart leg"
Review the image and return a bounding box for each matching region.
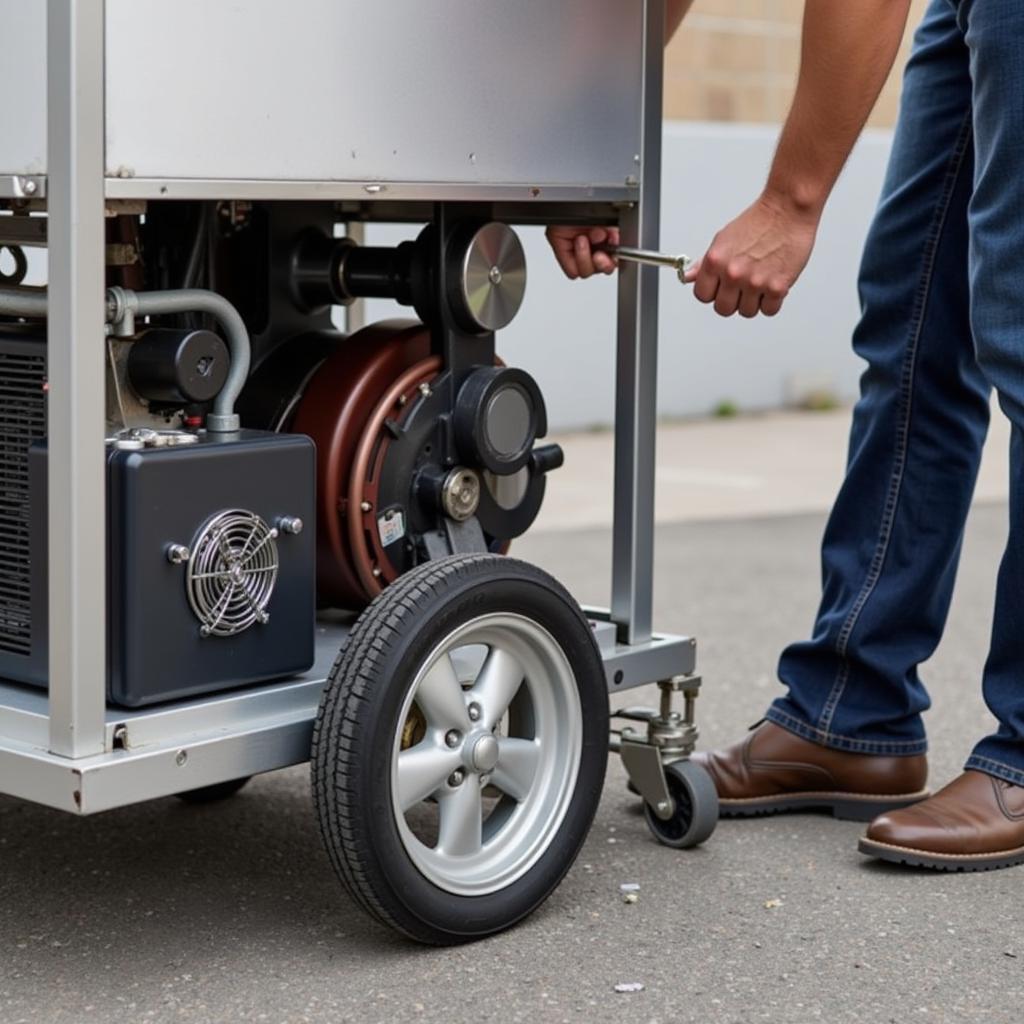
[611,1,665,648]
[46,0,108,758]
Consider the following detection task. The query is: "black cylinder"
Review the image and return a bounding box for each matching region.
[127,328,230,405]
[339,242,418,305]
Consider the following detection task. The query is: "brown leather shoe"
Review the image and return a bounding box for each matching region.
[860,770,1024,871]
[692,722,929,822]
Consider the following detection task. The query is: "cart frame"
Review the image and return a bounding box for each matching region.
[0,0,695,815]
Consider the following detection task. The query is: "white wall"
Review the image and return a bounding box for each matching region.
[364,121,895,431]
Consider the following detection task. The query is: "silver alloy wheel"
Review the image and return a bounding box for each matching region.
[390,612,582,896]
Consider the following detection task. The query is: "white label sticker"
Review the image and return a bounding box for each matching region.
[377,509,406,548]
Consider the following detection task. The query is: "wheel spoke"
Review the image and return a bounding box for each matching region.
[416,653,471,731]
[396,741,461,812]
[470,646,525,729]
[491,737,540,802]
[437,782,483,857]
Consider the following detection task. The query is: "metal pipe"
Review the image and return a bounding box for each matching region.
[113,288,250,432]
[0,284,48,318]
[1,283,251,432]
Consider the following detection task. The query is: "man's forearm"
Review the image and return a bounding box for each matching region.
[765,0,913,216]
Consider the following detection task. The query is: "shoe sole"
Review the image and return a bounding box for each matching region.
[858,837,1024,872]
[716,789,931,823]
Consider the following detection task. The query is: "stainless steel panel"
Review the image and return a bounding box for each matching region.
[0,2,47,177]
[104,0,643,188]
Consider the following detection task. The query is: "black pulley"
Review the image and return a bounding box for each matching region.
[453,366,546,475]
[127,328,230,405]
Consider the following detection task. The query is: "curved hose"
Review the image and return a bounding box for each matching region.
[123,289,250,432]
[1,283,250,432]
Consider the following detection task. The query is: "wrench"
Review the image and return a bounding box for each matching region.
[607,245,695,283]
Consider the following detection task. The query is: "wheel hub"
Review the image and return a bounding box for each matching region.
[389,612,583,896]
[466,732,500,773]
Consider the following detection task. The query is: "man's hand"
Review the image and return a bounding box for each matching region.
[685,193,819,318]
[545,226,620,280]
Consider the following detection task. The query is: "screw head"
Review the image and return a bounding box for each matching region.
[467,702,482,722]
[166,543,191,565]
[360,501,372,513]
[445,729,462,749]
[175,750,188,767]
[447,769,465,787]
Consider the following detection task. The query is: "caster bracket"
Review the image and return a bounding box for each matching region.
[612,674,705,825]
[620,737,674,820]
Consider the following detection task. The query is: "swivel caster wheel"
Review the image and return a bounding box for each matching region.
[311,553,609,945]
[643,760,719,849]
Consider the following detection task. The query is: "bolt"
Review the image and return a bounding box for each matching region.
[360,500,372,513]
[445,729,462,749]
[175,750,188,767]
[418,382,432,398]
[467,702,482,722]
[371,566,382,578]
[447,769,465,787]
[488,265,503,286]
[166,543,190,565]
[278,516,303,536]
[22,179,37,196]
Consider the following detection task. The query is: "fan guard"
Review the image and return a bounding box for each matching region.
[186,509,279,637]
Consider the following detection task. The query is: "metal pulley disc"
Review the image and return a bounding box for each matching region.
[453,222,527,333]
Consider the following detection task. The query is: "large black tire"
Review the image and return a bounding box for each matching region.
[175,776,252,804]
[311,553,609,945]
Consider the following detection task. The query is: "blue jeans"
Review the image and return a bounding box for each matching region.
[766,0,1024,786]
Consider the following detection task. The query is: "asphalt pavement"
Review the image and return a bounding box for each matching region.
[2,490,1019,1024]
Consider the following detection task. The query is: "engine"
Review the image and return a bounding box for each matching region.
[0,202,560,705]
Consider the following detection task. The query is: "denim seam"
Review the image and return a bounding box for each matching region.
[816,109,975,738]
[965,755,1024,787]
[767,706,929,756]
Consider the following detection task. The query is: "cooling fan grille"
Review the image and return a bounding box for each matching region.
[186,509,279,637]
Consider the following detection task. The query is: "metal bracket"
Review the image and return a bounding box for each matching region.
[611,674,703,820]
[0,175,47,201]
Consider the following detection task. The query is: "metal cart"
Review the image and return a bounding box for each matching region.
[0,0,716,944]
